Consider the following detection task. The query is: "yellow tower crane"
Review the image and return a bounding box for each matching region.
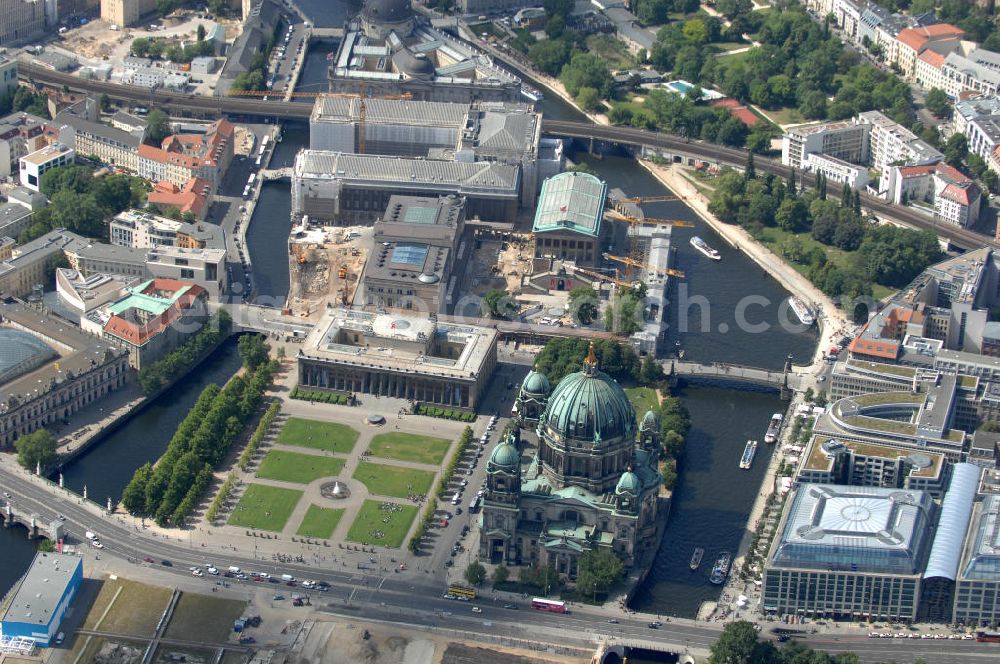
[603,209,694,277]
[604,254,685,279]
[571,265,640,291]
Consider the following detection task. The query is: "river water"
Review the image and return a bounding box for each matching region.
[0,4,818,613]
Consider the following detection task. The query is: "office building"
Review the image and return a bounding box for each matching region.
[0,56,17,99]
[798,435,948,496]
[481,346,663,571]
[55,268,134,316]
[0,230,87,299]
[0,203,35,242]
[109,209,224,250]
[361,194,465,313]
[0,302,129,448]
[329,0,521,103]
[19,144,74,192]
[137,119,235,190]
[781,119,870,171]
[100,0,155,28]
[763,484,936,621]
[531,171,607,266]
[82,278,209,369]
[0,0,47,45]
[894,24,964,80]
[65,241,227,300]
[48,99,144,174]
[942,50,1000,99]
[0,553,82,648]
[292,150,520,224]
[955,492,1000,625]
[921,463,981,623]
[0,111,48,179]
[297,308,497,409]
[883,162,982,228]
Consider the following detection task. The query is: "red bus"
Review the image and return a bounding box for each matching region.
[531,597,567,614]
[976,631,1000,643]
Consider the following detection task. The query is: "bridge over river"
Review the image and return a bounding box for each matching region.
[666,360,806,396]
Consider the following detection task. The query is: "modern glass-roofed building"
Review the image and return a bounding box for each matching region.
[955,493,1000,625]
[532,172,608,266]
[763,484,936,620]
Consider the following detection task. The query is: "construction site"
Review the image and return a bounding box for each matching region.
[286,224,369,320]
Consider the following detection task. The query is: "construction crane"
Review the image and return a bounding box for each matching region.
[613,195,682,204]
[604,254,685,279]
[227,89,413,153]
[572,265,640,291]
[604,210,695,228]
[604,209,693,277]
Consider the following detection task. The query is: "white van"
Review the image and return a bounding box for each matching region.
[85,531,97,540]
[451,492,461,505]
[281,573,295,582]
[228,566,241,574]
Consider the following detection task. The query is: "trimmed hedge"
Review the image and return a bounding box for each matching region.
[414,404,476,422]
[290,387,351,405]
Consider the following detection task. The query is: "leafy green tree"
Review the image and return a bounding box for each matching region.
[944,133,968,168]
[924,87,951,118]
[493,565,510,585]
[482,289,517,320]
[528,40,571,76]
[464,560,487,586]
[146,109,171,144]
[639,354,665,386]
[560,52,613,98]
[14,430,58,471]
[568,286,599,325]
[576,549,624,598]
[238,334,271,370]
[709,620,767,664]
[122,462,153,515]
[37,539,56,552]
[197,24,206,42]
[576,86,602,112]
[775,197,809,232]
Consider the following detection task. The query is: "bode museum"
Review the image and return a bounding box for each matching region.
[479,344,664,576]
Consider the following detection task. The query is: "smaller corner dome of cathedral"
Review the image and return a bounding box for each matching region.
[640,409,659,431]
[616,470,640,495]
[361,0,413,22]
[490,441,520,469]
[522,370,551,396]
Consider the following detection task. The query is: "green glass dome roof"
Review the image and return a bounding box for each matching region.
[521,370,551,397]
[0,329,57,385]
[490,441,520,469]
[616,470,640,495]
[543,350,636,443]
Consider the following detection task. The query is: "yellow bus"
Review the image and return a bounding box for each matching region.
[446,584,477,600]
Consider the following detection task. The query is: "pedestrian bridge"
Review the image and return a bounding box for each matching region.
[260,167,293,181]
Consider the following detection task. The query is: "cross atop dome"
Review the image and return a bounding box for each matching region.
[583,341,598,376]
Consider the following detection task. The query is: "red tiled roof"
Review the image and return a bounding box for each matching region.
[917,49,946,69]
[933,162,967,183]
[897,24,964,53]
[898,164,937,178]
[941,182,972,205]
[147,176,211,217]
[848,336,900,360]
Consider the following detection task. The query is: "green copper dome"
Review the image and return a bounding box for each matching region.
[489,441,520,469]
[522,370,551,397]
[543,348,637,444]
[640,409,658,432]
[616,470,640,495]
